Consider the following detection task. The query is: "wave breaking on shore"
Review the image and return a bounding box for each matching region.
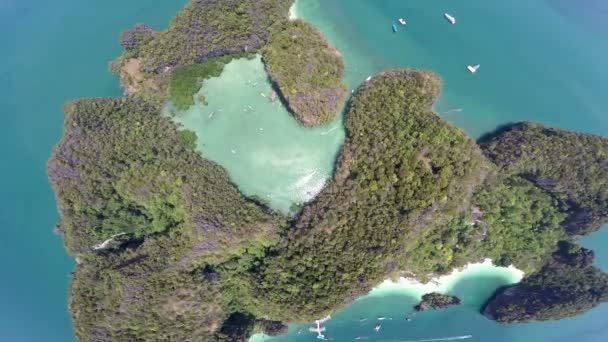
[367,259,524,299]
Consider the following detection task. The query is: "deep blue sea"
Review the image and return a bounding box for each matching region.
[2,0,607,341]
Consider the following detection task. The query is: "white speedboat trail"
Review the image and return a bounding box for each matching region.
[380,334,473,342]
[320,126,339,135]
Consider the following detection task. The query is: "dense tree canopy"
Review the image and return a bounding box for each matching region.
[250,70,488,320]
[122,0,293,74]
[481,122,608,235]
[48,97,281,259]
[483,241,608,323]
[414,292,462,312]
[404,175,567,276]
[47,0,608,340]
[263,19,347,125]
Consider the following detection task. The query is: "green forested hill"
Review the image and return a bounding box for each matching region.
[483,241,608,323]
[47,0,608,339]
[263,19,347,125]
[481,122,608,235]
[251,70,488,320]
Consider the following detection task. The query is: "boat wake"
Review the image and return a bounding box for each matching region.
[380,335,473,342]
[441,108,462,114]
[320,126,339,135]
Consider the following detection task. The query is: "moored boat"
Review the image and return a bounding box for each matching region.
[444,13,456,24]
[398,18,406,25]
[467,64,480,73]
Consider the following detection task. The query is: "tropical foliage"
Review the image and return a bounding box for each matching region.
[126,0,293,74]
[481,122,608,235]
[414,292,461,312]
[47,0,608,339]
[263,19,347,125]
[250,70,488,320]
[169,53,256,110]
[483,241,608,323]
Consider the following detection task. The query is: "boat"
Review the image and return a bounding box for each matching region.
[392,23,398,33]
[467,64,480,73]
[207,111,215,119]
[365,76,372,82]
[398,18,406,25]
[444,13,456,24]
[309,319,329,340]
[374,324,381,332]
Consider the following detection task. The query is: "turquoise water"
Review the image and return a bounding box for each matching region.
[3,0,608,341]
[1,0,186,341]
[249,0,608,341]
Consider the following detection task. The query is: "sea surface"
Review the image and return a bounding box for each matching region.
[1,0,187,341]
[2,0,608,341]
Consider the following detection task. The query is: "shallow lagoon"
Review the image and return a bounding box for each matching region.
[170,56,345,214]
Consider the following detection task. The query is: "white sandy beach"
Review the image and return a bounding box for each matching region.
[249,259,524,341]
[288,0,298,20]
[366,259,524,299]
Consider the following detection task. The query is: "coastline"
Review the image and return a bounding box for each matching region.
[288,0,298,20]
[367,259,524,299]
[249,259,524,341]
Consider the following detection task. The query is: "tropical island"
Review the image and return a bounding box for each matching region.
[47,0,608,341]
[414,293,462,312]
[262,19,347,125]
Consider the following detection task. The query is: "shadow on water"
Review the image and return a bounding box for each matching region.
[446,274,517,307]
[475,122,519,144]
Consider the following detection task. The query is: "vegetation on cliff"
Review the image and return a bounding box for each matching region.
[48,97,280,257]
[251,70,488,320]
[47,0,608,339]
[50,97,284,341]
[414,292,462,312]
[123,0,293,74]
[404,175,567,275]
[263,19,347,125]
[168,52,256,110]
[483,241,608,323]
[481,122,608,235]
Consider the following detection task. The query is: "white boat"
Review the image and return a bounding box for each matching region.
[374,324,381,332]
[467,64,480,73]
[398,18,406,25]
[444,13,456,24]
[309,319,329,340]
[365,76,372,82]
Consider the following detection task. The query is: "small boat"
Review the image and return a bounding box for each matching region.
[207,111,215,119]
[260,92,267,98]
[374,324,381,332]
[365,76,372,82]
[444,13,456,24]
[467,64,480,73]
[392,23,398,33]
[231,149,237,154]
[398,18,406,25]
